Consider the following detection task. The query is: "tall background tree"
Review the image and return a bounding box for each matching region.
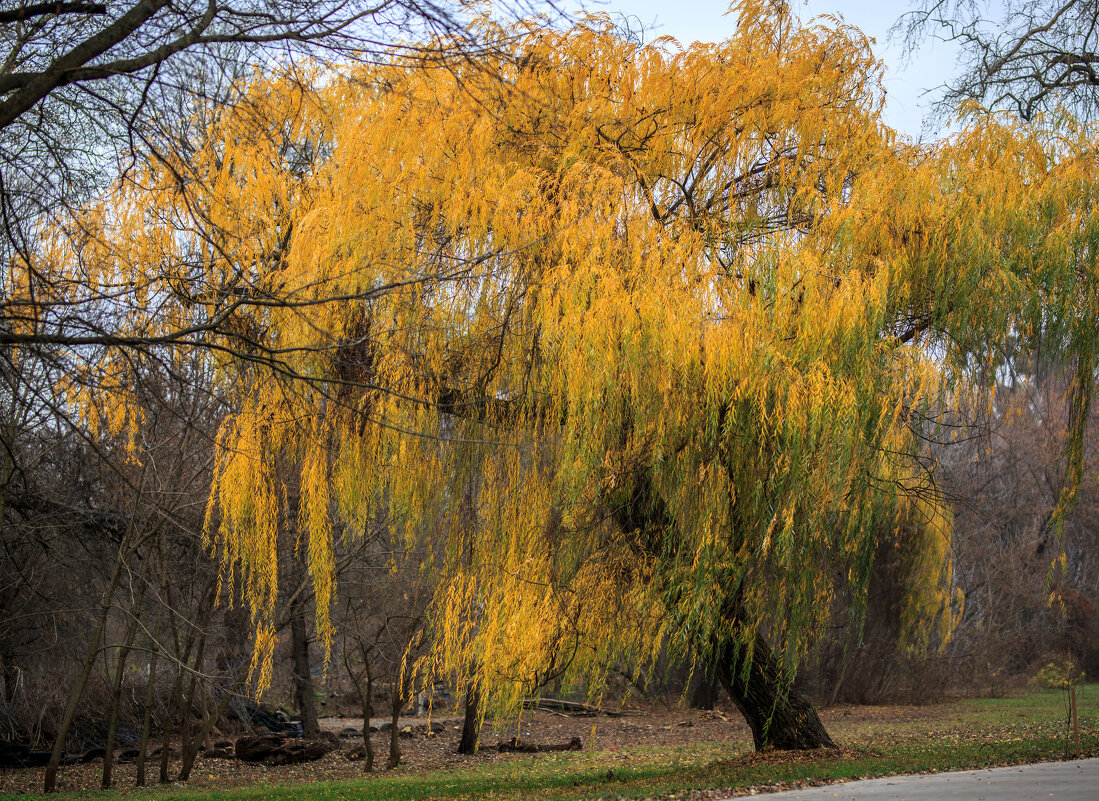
[898,1,1099,121]
[888,0,1099,692]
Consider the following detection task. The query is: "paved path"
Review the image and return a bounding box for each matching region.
[724,758,1099,800]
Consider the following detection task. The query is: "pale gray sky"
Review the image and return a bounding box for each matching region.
[573,1,967,139]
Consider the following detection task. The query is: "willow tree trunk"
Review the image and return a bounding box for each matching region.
[712,601,835,750]
[614,481,836,751]
[456,679,480,755]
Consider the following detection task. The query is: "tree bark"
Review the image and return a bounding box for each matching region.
[456,679,480,755]
[613,479,836,751]
[290,594,320,738]
[134,627,160,787]
[361,656,374,772]
[102,579,147,789]
[712,621,835,750]
[386,685,402,769]
[177,633,206,779]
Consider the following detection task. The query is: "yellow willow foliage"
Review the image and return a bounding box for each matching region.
[419,452,666,716]
[896,495,961,654]
[35,1,1099,703]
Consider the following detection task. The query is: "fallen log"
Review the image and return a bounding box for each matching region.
[498,736,582,753]
[520,698,621,717]
[0,739,86,768]
[0,740,53,768]
[206,740,236,759]
[234,735,338,765]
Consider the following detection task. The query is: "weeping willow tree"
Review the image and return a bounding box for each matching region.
[28,0,1099,750]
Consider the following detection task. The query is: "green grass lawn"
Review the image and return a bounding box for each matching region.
[4,685,1096,801]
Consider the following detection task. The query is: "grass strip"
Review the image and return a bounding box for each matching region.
[4,686,1095,801]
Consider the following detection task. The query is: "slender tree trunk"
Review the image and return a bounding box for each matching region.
[386,684,402,769]
[136,548,169,787]
[43,556,127,792]
[171,571,219,781]
[290,594,320,737]
[827,656,850,707]
[1,650,19,710]
[177,617,211,779]
[178,671,245,780]
[102,580,147,789]
[456,678,480,755]
[343,636,376,772]
[1070,684,1081,758]
[134,627,161,787]
[159,668,182,784]
[160,575,204,785]
[361,654,374,772]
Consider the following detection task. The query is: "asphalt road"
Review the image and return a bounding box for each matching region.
[725,758,1099,800]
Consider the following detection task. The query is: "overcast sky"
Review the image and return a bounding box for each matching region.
[572,1,971,140]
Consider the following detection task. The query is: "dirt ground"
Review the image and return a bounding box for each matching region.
[0,702,958,796]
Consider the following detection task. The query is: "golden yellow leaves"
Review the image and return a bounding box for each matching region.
[38,0,1099,701]
[895,495,960,654]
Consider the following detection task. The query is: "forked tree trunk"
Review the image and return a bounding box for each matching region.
[160,575,210,785]
[178,672,245,780]
[712,606,835,750]
[177,614,211,779]
[102,581,147,789]
[342,638,375,773]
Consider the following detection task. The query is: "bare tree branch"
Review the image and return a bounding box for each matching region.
[897,0,1099,121]
[0,3,107,25]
